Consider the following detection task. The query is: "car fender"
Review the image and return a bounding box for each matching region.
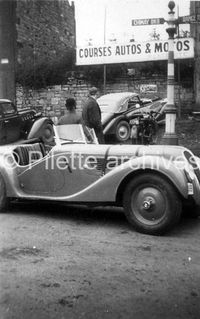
[114,155,190,200]
[0,153,22,197]
[51,155,191,203]
[103,114,128,135]
[113,156,189,201]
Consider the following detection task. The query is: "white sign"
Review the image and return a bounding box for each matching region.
[0,58,9,64]
[76,38,194,66]
[140,84,157,93]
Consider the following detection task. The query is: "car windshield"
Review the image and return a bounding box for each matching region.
[55,124,98,144]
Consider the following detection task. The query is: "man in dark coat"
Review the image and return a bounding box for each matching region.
[82,87,105,144]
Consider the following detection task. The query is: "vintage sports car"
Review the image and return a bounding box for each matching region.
[97,92,166,142]
[0,99,41,145]
[0,118,200,236]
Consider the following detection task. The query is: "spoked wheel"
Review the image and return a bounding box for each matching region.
[123,174,182,235]
[0,173,9,212]
[115,121,130,142]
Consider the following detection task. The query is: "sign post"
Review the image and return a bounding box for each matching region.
[161,0,178,145]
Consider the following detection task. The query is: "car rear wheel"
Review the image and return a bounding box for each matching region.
[123,173,182,235]
[115,121,130,142]
[0,173,9,212]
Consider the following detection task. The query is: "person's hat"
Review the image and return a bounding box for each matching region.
[89,87,98,96]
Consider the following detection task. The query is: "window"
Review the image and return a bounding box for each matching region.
[0,103,16,116]
[128,96,140,109]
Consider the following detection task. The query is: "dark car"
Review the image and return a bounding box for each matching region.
[97,92,167,142]
[97,92,157,142]
[0,99,41,145]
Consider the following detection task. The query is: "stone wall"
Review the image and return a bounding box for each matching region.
[16,77,194,120]
[16,0,75,86]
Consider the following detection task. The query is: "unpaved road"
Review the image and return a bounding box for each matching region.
[0,202,200,319]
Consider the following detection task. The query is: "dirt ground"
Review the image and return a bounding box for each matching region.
[0,202,200,319]
[1,117,200,319]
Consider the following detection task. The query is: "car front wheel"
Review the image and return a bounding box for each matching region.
[123,173,182,235]
[115,121,130,142]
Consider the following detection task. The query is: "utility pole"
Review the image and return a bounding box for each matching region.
[177,4,181,119]
[103,5,107,95]
[161,0,178,145]
[0,0,16,101]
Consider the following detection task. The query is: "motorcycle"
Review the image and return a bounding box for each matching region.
[130,110,160,145]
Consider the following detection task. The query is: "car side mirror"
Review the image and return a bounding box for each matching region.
[135,103,140,109]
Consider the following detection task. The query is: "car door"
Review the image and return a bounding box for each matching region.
[17,144,109,198]
[1,102,21,143]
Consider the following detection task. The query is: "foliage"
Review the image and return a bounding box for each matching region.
[16,48,75,89]
[75,64,127,85]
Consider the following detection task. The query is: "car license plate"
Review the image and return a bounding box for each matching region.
[130,119,139,125]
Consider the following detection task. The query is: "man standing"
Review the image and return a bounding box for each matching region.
[82,87,105,144]
[57,98,81,125]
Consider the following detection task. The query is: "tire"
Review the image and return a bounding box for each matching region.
[123,173,182,235]
[0,173,9,212]
[115,121,130,142]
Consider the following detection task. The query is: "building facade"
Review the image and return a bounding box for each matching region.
[190,1,200,108]
[0,0,16,100]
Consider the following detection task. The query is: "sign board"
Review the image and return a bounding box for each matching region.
[140,84,157,93]
[76,38,194,66]
[178,14,200,24]
[0,58,9,64]
[132,18,165,26]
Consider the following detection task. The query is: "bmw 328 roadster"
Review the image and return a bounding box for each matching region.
[0,118,200,235]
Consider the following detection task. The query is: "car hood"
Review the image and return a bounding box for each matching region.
[107,144,190,159]
[55,143,192,161]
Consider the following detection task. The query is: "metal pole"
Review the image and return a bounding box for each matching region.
[103,5,107,94]
[177,5,181,119]
[161,0,178,145]
[103,65,106,94]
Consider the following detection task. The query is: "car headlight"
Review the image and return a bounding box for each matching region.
[173,156,196,181]
[184,164,196,181]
